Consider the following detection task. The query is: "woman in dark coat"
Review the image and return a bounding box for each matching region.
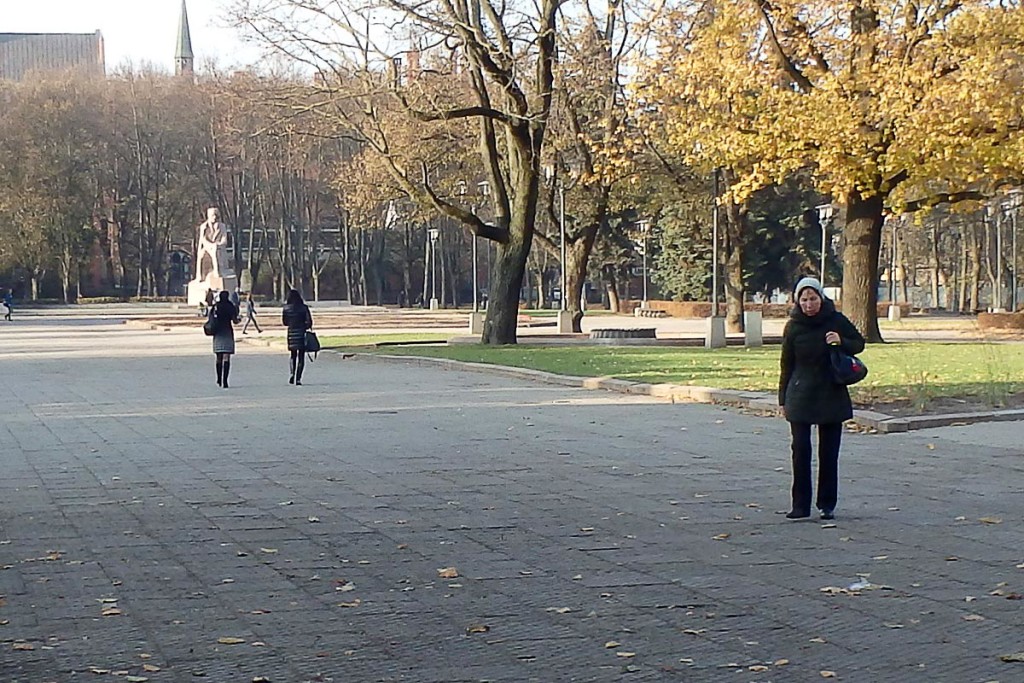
[778,277,865,520]
[210,290,240,388]
[282,289,313,385]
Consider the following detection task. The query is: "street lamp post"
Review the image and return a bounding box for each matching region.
[816,204,834,288]
[428,227,440,310]
[995,204,1004,312]
[543,164,572,332]
[711,168,720,317]
[476,181,490,313]
[637,219,650,307]
[1010,189,1023,311]
[706,168,726,348]
[887,215,901,321]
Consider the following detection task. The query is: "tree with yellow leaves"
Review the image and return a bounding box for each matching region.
[637,0,1024,341]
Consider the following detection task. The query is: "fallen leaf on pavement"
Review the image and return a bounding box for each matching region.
[337,600,361,608]
[217,637,246,645]
[979,517,1003,525]
[101,608,122,616]
[259,548,278,554]
[616,652,635,658]
[962,614,985,621]
[546,607,572,614]
[437,567,459,579]
[711,533,730,541]
[749,665,769,672]
[466,624,489,634]
[820,671,836,678]
[604,641,620,648]
[774,659,790,666]
[1000,652,1024,662]
[13,643,35,650]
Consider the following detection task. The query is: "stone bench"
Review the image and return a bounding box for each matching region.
[590,328,657,340]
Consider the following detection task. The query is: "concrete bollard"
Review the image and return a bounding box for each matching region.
[705,316,726,349]
[744,311,763,347]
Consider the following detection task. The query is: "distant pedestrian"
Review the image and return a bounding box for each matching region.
[200,288,215,317]
[778,277,865,521]
[229,287,241,309]
[242,292,262,334]
[281,289,313,386]
[2,289,11,321]
[210,290,240,389]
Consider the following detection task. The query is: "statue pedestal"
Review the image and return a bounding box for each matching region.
[187,272,238,306]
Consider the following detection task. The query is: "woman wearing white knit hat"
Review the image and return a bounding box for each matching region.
[778,276,865,520]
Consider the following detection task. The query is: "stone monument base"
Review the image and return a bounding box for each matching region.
[188,273,238,306]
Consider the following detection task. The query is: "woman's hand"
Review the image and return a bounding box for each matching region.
[824,331,841,345]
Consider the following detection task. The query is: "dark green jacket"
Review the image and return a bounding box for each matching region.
[778,299,865,424]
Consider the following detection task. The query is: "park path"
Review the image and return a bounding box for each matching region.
[0,316,1022,682]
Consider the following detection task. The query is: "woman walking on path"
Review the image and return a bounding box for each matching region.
[210,290,240,389]
[282,289,313,385]
[778,277,865,521]
[242,292,262,334]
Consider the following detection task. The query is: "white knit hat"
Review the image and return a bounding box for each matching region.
[794,276,824,298]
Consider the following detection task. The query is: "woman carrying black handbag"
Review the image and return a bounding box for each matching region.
[282,288,314,386]
[210,290,240,388]
[778,277,865,521]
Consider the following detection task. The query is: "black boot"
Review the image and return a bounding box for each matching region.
[295,355,304,386]
[289,355,296,384]
[216,357,223,386]
[222,360,230,389]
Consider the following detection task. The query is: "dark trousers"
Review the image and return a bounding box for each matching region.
[290,349,305,382]
[789,422,843,513]
[243,313,261,333]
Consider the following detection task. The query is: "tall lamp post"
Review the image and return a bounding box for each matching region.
[706,168,726,348]
[815,203,834,288]
[543,163,573,332]
[1010,189,1022,312]
[475,181,490,313]
[887,214,901,321]
[637,219,651,307]
[428,227,440,310]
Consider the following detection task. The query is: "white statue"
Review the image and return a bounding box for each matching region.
[197,207,230,280]
[187,207,237,305]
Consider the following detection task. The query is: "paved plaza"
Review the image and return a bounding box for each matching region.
[1,315,1022,682]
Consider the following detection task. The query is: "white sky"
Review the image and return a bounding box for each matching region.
[3,0,262,73]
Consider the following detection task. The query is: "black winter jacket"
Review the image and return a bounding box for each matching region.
[778,299,865,424]
[281,302,313,351]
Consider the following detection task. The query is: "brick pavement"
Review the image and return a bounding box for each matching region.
[0,316,1022,682]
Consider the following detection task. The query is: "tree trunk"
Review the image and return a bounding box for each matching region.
[342,218,354,303]
[482,227,531,345]
[723,202,746,333]
[958,234,969,313]
[602,265,621,313]
[564,223,600,332]
[969,224,982,312]
[842,191,884,343]
[358,230,368,306]
[422,233,430,307]
[402,224,413,307]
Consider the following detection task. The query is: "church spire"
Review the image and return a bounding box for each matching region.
[174,0,194,76]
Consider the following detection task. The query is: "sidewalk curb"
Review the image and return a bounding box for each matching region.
[350,351,1022,434]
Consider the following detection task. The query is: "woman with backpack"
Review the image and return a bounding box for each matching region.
[282,289,313,385]
[778,277,865,521]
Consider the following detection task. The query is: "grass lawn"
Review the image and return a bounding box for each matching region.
[321,335,1024,410]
